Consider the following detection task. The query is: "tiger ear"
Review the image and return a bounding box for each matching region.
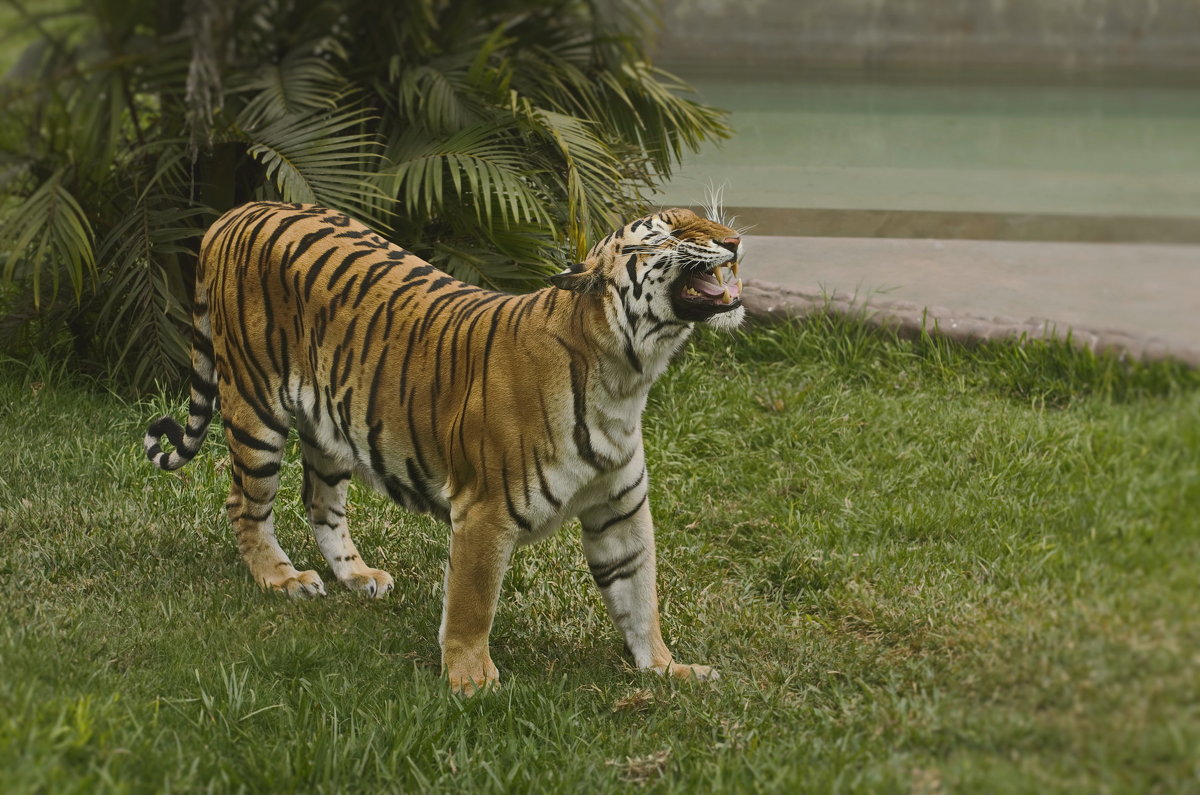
[549,263,603,293]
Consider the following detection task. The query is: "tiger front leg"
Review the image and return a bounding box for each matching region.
[580,484,718,683]
[439,503,518,695]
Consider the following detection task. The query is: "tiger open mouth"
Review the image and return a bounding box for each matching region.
[671,262,743,321]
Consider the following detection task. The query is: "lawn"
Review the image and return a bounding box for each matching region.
[1,317,1197,793]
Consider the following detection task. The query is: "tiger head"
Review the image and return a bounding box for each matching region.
[550,208,746,333]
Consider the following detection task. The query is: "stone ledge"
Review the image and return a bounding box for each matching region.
[741,279,1200,368]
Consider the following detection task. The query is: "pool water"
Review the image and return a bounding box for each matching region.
[656,74,1200,221]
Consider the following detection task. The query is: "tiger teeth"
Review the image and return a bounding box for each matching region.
[684,286,702,297]
[722,287,731,304]
[731,261,739,278]
[712,267,725,286]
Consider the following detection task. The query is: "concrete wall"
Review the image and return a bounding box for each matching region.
[653,0,1200,75]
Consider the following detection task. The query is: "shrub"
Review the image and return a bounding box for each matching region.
[0,0,726,390]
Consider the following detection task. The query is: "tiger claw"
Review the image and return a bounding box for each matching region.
[267,570,326,599]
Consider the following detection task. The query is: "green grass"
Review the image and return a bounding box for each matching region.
[1,317,1198,793]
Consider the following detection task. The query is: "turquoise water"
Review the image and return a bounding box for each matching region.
[657,75,1200,219]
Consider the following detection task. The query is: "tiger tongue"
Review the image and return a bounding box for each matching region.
[687,272,742,300]
[687,273,728,298]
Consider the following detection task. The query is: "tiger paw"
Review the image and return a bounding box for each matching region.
[652,662,720,682]
[341,568,394,599]
[448,668,500,696]
[262,569,326,599]
[445,651,500,696]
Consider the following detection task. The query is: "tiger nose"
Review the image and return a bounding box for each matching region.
[716,237,741,255]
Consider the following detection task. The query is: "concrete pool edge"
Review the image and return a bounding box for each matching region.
[672,206,1200,245]
[741,279,1200,368]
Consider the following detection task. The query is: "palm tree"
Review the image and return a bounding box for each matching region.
[0,0,728,390]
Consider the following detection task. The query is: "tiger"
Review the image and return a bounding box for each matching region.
[144,201,745,694]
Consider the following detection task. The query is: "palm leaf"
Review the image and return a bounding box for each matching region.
[525,109,631,258]
[236,38,347,130]
[0,168,95,307]
[94,199,209,387]
[243,103,389,228]
[384,124,552,231]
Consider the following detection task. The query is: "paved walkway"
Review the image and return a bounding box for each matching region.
[741,235,1200,366]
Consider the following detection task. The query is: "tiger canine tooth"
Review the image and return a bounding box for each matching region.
[722,287,731,304]
[712,267,725,286]
[731,261,739,277]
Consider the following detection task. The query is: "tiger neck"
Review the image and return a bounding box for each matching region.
[554,290,693,392]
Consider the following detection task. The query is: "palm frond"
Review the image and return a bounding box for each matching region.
[236,38,347,130]
[93,199,209,387]
[526,109,631,258]
[243,102,389,228]
[0,168,95,307]
[384,124,552,231]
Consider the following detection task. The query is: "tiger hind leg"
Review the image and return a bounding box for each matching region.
[300,438,394,598]
[222,400,325,598]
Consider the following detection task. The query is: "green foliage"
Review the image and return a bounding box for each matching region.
[0,0,728,391]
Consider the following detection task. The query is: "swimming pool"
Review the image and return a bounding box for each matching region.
[656,73,1200,229]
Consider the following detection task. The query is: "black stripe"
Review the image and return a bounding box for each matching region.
[361,301,388,364]
[478,304,506,418]
[241,460,281,479]
[589,548,644,588]
[532,447,561,510]
[418,287,489,339]
[501,468,532,532]
[307,464,350,487]
[405,457,437,508]
[247,397,289,438]
[338,317,358,383]
[586,492,647,536]
[367,419,391,484]
[150,416,186,451]
[559,341,604,471]
[260,210,311,269]
[623,332,643,374]
[405,390,432,480]
[365,344,390,429]
[383,473,429,513]
[592,561,644,589]
[223,417,280,452]
[190,370,218,401]
[611,468,645,502]
[297,427,320,450]
[625,254,642,299]
[237,506,272,523]
[302,246,338,299]
[354,260,393,307]
[326,249,373,290]
[192,330,214,362]
[288,226,336,265]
